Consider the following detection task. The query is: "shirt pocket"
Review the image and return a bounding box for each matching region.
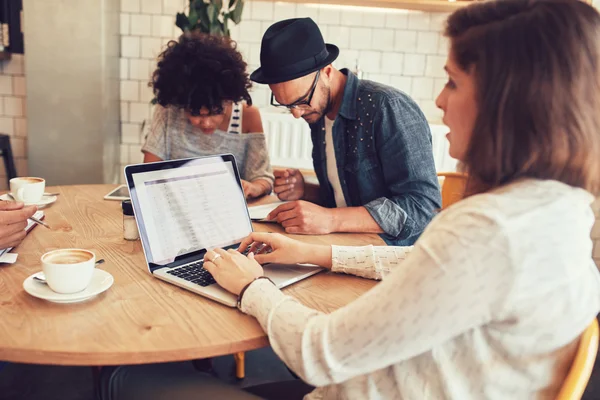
[343,153,382,205]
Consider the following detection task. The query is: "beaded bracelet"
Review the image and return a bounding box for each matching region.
[236,276,275,310]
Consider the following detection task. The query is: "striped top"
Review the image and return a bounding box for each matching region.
[228,102,242,134]
[142,104,274,185]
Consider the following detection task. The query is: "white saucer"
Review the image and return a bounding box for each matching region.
[23,269,114,304]
[0,193,57,208]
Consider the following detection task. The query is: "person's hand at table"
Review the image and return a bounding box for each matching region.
[273,169,304,201]
[203,248,264,295]
[267,200,335,234]
[237,232,332,267]
[241,179,270,200]
[0,201,37,249]
[203,233,333,295]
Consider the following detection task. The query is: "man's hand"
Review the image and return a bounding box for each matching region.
[0,201,37,249]
[273,169,304,201]
[267,200,336,234]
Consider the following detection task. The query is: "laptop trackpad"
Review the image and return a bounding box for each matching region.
[262,263,323,288]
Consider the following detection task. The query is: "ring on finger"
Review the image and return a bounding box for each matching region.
[210,253,222,263]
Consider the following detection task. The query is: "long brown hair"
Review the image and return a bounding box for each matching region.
[446,0,600,196]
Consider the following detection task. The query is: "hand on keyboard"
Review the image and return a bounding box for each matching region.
[166,261,216,287]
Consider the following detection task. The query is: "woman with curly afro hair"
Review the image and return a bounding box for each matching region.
[142,32,274,199]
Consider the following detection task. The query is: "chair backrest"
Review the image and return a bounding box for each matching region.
[437,172,468,209]
[556,318,599,400]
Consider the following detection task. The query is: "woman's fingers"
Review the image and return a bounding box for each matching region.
[203,260,217,275]
[238,232,277,252]
[238,232,268,251]
[255,244,272,255]
[247,242,262,254]
[253,252,275,265]
[213,247,230,261]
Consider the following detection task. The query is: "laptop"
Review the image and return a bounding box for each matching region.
[124,154,323,307]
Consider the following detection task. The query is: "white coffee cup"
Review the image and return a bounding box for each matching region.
[10,177,46,203]
[41,249,96,294]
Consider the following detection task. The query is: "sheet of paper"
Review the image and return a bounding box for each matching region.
[0,253,18,264]
[248,201,288,221]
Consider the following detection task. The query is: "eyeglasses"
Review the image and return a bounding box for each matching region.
[270,70,320,110]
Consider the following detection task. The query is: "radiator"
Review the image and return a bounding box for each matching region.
[261,111,457,173]
[262,111,314,170]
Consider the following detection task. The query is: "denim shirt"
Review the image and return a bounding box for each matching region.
[309,69,441,245]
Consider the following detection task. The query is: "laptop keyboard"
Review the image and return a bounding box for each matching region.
[165,247,252,287]
[166,261,216,287]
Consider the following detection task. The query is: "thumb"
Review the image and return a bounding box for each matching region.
[22,205,38,217]
[0,200,24,210]
[253,252,274,265]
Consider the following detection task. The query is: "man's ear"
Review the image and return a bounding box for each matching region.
[322,65,334,82]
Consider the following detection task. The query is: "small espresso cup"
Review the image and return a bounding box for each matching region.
[10,177,46,203]
[41,249,96,294]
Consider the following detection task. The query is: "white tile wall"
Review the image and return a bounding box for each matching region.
[0,116,11,131]
[0,54,27,189]
[0,76,13,95]
[117,1,453,176]
[395,30,418,53]
[121,0,140,13]
[121,80,139,102]
[141,0,163,15]
[121,36,141,58]
[131,14,152,36]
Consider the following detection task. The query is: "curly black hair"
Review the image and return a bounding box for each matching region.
[151,32,252,115]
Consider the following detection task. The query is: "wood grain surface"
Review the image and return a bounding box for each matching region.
[0,185,383,366]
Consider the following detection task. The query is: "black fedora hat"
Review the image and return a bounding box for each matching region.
[250,18,339,84]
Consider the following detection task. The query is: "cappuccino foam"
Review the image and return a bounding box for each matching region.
[14,177,44,183]
[43,250,93,265]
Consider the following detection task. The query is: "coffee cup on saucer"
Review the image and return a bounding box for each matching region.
[10,177,46,203]
[41,249,96,294]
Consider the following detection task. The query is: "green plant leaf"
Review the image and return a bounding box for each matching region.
[188,6,199,30]
[196,4,211,32]
[207,3,217,24]
[230,0,244,25]
[210,23,223,36]
[193,0,205,11]
[175,13,190,32]
[174,0,241,36]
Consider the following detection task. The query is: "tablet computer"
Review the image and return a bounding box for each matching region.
[104,184,130,201]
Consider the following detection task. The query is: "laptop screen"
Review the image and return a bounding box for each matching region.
[126,155,252,267]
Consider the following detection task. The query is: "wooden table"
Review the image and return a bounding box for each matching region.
[0,185,384,366]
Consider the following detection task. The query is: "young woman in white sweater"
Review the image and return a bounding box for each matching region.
[100,0,600,399]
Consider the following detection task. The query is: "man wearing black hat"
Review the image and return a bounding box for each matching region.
[251,18,441,246]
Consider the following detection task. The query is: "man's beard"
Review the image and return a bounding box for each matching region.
[302,86,332,124]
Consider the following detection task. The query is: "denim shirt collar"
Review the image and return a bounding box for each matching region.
[338,69,359,121]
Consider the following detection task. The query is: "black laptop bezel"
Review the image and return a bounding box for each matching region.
[124,154,253,274]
